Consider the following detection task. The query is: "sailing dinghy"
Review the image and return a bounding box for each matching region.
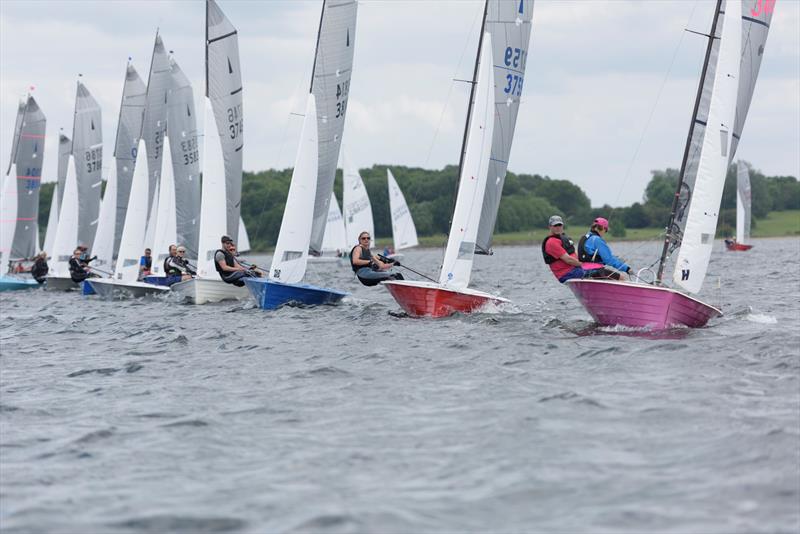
[384,0,533,317]
[725,160,753,251]
[245,0,357,310]
[309,191,347,263]
[386,168,418,259]
[567,0,772,329]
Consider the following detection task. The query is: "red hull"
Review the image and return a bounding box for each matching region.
[383,280,509,318]
[566,279,721,329]
[725,241,753,251]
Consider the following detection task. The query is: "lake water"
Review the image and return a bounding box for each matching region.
[1,237,798,533]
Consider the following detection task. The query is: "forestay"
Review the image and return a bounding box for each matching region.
[342,153,373,248]
[71,81,102,249]
[269,95,319,285]
[115,140,150,283]
[142,33,170,216]
[113,62,146,258]
[475,0,534,254]
[10,96,46,259]
[308,0,358,255]
[91,163,117,271]
[50,155,79,277]
[387,169,418,251]
[439,33,495,289]
[321,191,347,254]
[196,98,227,278]
[672,0,774,246]
[673,1,741,293]
[168,57,201,259]
[207,0,243,241]
[736,160,751,244]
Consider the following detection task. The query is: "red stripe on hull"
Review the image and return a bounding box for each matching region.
[566,279,721,329]
[384,281,505,318]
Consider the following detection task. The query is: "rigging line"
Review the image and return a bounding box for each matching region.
[422,4,483,169]
[610,0,700,212]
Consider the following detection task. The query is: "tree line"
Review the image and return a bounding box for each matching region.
[37,163,798,250]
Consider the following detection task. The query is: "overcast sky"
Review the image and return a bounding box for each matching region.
[1,0,798,207]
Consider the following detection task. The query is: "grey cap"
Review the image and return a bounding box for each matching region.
[548,215,564,226]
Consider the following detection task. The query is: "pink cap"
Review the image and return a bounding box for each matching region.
[594,217,609,230]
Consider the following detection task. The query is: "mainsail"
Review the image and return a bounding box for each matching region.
[736,160,752,244]
[673,1,741,293]
[113,62,146,258]
[671,0,774,247]
[207,0,243,241]
[71,81,103,249]
[475,0,534,254]
[168,57,201,258]
[307,0,358,255]
[9,96,46,259]
[387,169,418,251]
[342,153,373,248]
[142,33,171,215]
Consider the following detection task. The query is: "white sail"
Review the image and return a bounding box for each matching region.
[0,170,18,270]
[674,1,741,293]
[387,169,418,251]
[50,156,79,277]
[91,162,117,271]
[736,160,751,244]
[150,136,178,274]
[321,191,347,254]
[439,33,496,289]
[238,216,250,253]
[342,152,373,248]
[42,183,59,256]
[115,140,150,283]
[72,81,103,249]
[197,98,228,278]
[143,177,160,254]
[269,94,319,284]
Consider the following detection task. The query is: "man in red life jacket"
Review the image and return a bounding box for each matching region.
[541,215,595,283]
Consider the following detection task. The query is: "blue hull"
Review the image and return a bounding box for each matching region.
[81,280,96,295]
[0,276,39,292]
[244,278,348,310]
[143,275,181,287]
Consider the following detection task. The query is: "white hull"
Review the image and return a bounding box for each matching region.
[44,276,80,291]
[170,277,250,305]
[88,278,170,299]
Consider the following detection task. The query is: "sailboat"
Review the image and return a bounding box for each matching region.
[0,94,45,291]
[244,0,357,310]
[387,168,418,258]
[384,0,533,317]
[342,154,374,249]
[82,161,117,294]
[171,0,249,305]
[567,0,773,329]
[312,191,347,262]
[725,160,753,251]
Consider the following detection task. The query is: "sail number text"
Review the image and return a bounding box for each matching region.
[85,147,102,173]
[181,137,199,165]
[228,104,243,140]
[336,80,350,118]
[503,46,526,97]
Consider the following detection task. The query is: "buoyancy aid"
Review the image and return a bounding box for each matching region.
[214,249,236,278]
[350,245,373,273]
[541,234,575,265]
[578,230,603,263]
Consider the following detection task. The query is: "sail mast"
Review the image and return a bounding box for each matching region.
[308,0,327,93]
[205,1,209,97]
[656,0,723,283]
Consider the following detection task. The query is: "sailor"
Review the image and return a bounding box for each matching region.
[578,217,632,280]
[165,245,195,283]
[68,248,97,283]
[542,215,593,283]
[163,245,178,275]
[138,248,153,281]
[215,235,260,286]
[31,251,49,284]
[350,231,404,287]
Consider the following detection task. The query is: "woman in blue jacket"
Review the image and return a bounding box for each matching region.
[578,217,632,279]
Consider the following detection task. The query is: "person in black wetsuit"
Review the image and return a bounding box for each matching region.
[350,231,404,287]
[68,248,98,283]
[165,245,195,283]
[215,235,261,286]
[31,251,49,284]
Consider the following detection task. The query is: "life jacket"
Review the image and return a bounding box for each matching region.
[350,245,372,273]
[31,259,48,282]
[214,249,236,277]
[68,257,88,282]
[541,234,575,265]
[578,231,603,263]
[163,255,174,275]
[165,255,182,276]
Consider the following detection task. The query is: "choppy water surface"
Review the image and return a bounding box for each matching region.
[1,237,799,533]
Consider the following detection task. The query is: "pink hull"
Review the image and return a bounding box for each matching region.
[566,279,721,329]
[383,280,508,318]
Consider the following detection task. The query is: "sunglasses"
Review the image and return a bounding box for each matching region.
[360,236,371,241]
